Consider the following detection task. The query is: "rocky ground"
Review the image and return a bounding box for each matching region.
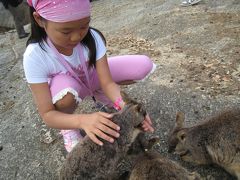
[0,0,239,179]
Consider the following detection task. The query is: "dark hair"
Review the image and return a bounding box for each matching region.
[26,7,106,68]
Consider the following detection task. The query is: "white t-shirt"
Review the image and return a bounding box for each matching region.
[23,29,106,84]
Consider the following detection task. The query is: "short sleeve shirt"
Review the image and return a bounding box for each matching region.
[23,29,106,83]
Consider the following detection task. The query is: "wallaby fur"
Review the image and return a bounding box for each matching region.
[126,133,201,180]
[129,151,201,180]
[168,108,240,179]
[115,133,160,180]
[59,91,147,180]
[127,132,160,155]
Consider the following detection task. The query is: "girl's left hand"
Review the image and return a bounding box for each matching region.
[142,113,154,132]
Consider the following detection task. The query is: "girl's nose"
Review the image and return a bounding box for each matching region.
[70,32,81,42]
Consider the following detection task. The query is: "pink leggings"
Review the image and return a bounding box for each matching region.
[50,55,155,105]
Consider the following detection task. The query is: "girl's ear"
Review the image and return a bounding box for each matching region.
[33,12,45,28]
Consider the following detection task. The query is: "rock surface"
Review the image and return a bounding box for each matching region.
[0,0,239,179]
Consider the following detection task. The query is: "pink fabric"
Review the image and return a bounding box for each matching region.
[113,97,123,111]
[50,55,154,105]
[107,55,153,82]
[50,73,89,101]
[27,0,91,22]
[61,130,82,152]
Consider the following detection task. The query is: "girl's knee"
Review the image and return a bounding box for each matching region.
[134,55,154,80]
[138,55,153,68]
[108,54,155,82]
[55,92,78,113]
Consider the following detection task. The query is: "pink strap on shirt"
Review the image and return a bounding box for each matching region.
[46,38,94,99]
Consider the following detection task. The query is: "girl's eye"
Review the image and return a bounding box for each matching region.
[62,32,71,35]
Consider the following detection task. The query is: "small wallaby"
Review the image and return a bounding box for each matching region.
[168,108,240,179]
[129,151,201,180]
[126,133,201,180]
[125,132,160,155]
[116,133,160,180]
[59,91,147,180]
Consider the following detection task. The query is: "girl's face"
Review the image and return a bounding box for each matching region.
[34,12,90,55]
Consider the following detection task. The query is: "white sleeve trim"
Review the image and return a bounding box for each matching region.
[52,88,82,104]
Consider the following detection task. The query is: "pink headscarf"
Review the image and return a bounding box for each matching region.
[27,0,91,22]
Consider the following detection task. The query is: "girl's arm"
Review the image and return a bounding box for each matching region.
[29,83,120,145]
[30,83,82,129]
[96,55,124,107]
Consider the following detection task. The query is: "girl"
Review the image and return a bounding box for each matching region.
[23,0,156,153]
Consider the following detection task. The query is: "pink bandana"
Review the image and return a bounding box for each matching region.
[27,0,91,22]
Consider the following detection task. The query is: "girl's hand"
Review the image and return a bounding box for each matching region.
[82,112,120,146]
[142,113,154,132]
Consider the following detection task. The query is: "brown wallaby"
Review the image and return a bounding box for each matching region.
[115,133,161,180]
[129,151,201,180]
[168,108,240,179]
[59,91,147,180]
[126,133,201,180]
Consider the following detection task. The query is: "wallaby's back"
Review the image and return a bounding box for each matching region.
[129,151,201,180]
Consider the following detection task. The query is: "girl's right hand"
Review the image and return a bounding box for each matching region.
[81,112,120,146]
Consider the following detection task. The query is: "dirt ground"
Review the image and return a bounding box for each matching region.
[0,0,239,179]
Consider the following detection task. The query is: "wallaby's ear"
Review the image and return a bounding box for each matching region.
[177,130,186,142]
[147,137,160,150]
[175,111,185,128]
[120,90,132,104]
[132,104,146,117]
[134,103,142,112]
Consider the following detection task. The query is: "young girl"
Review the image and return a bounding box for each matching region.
[23,0,156,153]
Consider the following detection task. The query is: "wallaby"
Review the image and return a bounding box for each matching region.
[115,133,160,180]
[168,109,240,179]
[126,133,201,180]
[59,91,147,180]
[129,151,201,180]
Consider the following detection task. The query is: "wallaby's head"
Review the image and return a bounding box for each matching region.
[113,91,147,146]
[168,112,209,164]
[168,112,196,163]
[119,91,147,129]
